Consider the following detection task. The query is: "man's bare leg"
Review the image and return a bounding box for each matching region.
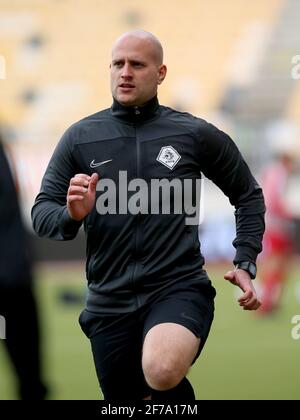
[142,323,200,391]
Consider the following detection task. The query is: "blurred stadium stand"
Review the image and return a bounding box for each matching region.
[0,0,300,261]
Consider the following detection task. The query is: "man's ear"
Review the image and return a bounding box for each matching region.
[158,64,167,84]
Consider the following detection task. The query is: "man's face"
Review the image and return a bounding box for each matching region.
[110,36,166,107]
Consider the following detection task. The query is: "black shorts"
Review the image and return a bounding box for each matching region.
[79,281,215,400]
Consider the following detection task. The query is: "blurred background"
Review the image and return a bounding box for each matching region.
[1,0,300,399]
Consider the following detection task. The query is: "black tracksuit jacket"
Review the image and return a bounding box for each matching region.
[32,96,265,313]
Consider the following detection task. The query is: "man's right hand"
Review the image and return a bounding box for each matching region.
[67,173,99,221]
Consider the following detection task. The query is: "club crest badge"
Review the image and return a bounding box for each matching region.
[156,146,181,170]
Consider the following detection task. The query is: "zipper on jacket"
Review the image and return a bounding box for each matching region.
[131,123,142,306]
[134,106,141,115]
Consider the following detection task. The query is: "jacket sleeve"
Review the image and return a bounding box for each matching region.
[197,122,265,264]
[31,128,82,240]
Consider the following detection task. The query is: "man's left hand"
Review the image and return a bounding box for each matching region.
[224,269,261,311]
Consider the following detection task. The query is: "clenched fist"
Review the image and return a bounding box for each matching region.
[67,173,99,221]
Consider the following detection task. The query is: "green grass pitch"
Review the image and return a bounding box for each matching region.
[1,262,300,400]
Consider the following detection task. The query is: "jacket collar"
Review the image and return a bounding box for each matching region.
[110,95,159,123]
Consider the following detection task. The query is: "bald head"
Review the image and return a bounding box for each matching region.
[112,30,164,65]
[110,29,167,106]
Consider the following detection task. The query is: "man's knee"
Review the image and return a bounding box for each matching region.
[142,356,186,390]
[142,323,199,391]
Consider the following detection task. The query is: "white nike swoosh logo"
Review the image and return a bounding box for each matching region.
[90,159,112,168]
